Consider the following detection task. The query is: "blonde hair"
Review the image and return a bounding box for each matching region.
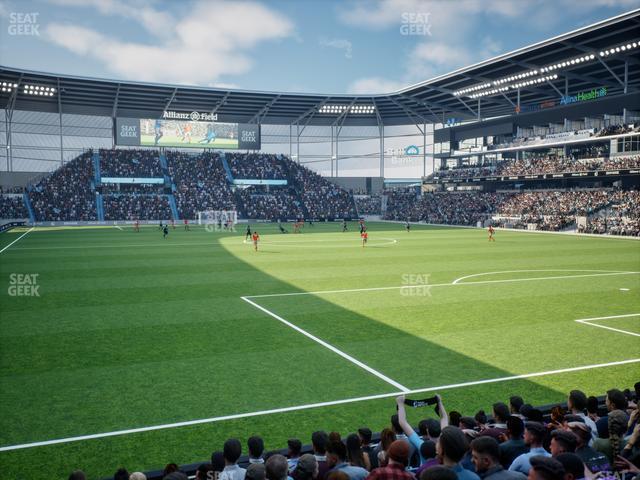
[129,473,147,480]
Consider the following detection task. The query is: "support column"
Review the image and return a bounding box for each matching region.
[423,122,427,177]
[330,126,334,177]
[379,125,384,178]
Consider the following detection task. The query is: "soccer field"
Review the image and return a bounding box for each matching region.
[0,222,639,479]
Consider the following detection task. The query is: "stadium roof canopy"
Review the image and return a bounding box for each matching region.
[1,9,638,127]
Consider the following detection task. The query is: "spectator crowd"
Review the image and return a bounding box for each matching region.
[100,149,164,178]
[67,384,640,480]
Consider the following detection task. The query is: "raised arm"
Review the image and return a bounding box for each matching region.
[437,394,449,428]
[395,395,417,437]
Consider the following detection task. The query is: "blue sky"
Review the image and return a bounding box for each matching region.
[0,0,638,94]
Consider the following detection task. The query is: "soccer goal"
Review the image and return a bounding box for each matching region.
[197,210,238,229]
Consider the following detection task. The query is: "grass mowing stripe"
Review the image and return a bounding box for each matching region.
[241,296,410,392]
[0,227,34,254]
[1,357,637,453]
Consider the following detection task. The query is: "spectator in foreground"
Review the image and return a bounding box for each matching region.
[114,468,129,480]
[470,436,526,480]
[246,463,267,480]
[500,416,529,468]
[593,409,628,464]
[481,403,511,441]
[249,436,266,464]
[312,431,331,479]
[415,440,439,477]
[346,433,371,471]
[220,439,247,480]
[549,430,577,457]
[359,428,377,470]
[528,456,565,480]
[567,390,598,441]
[437,426,480,480]
[130,473,147,480]
[596,389,628,438]
[294,454,318,480]
[365,440,415,480]
[567,422,610,474]
[288,438,303,472]
[266,454,290,480]
[68,471,86,480]
[211,451,225,473]
[420,466,458,480]
[509,422,550,475]
[554,454,585,480]
[326,440,369,480]
[194,465,213,480]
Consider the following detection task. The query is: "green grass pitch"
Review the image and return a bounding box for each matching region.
[0,222,639,479]
[140,134,238,149]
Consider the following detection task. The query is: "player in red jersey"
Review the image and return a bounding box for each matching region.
[184,218,189,231]
[361,230,368,247]
[252,231,260,251]
[488,225,496,242]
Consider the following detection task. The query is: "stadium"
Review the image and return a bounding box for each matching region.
[0,3,639,480]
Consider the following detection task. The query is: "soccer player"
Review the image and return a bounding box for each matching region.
[159,220,163,231]
[182,123,192,143]
[342,220,348,232]
[245,224,252,241]
[163,224,169,239]
[199,123,217,144]
[171,218,175,229]
[252,231,260,251]
[359,220,366,235]
[405,220,411,233]
[279,223,287,234]
[361,229,368,247]
[134,219,140,232]
[184,218,189,231]
[488,225,496,242]
[154,119,163,146]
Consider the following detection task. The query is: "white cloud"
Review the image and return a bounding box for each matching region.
[319,37,353,59]
[47,0,174,36]
[43,0,294,85]
[347,76,405,94]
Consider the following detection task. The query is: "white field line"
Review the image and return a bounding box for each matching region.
[0,227,34,254]
[451,269,631,285]
[246,270,640,299]
[380,220,640,241]
[1,358,637,453]
[241,296,410,392]
[114,225,123,231]
[575,313,640,337]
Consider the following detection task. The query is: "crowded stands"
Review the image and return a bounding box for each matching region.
[430,155,640,181]
[66,384,640,480]
[28,152,97,221]
[167,151,236,219]
[100,149,164,178]
[103,194,172,221]
[228,153,288,180]
[0,194,28,219]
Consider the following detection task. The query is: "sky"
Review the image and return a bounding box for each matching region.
[0,0,638,95]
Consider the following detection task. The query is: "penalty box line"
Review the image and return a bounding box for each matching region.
[1,358,638,453]
[575,313,640,337]
[241,296,411,392]
[244,270,640,299]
